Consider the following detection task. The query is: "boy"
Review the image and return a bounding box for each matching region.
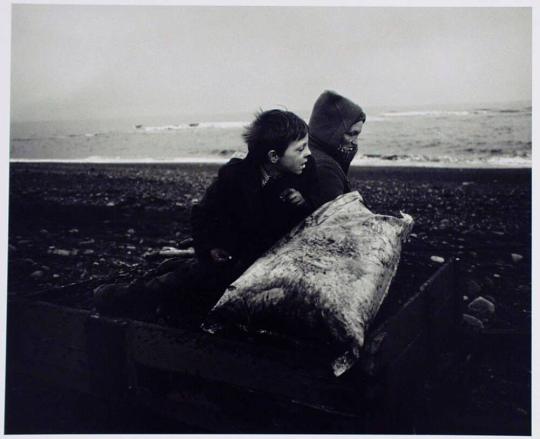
[94,109,316,313]
[308,90,366,205]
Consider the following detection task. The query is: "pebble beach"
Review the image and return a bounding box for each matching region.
[6,161,532,434]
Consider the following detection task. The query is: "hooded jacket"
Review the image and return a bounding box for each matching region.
[308,90,365,206]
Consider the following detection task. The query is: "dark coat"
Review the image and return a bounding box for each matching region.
[310,147,351,207]
[308,90,365,206]
[191,156,318,268]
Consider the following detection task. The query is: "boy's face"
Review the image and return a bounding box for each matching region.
[276,135,310,175]
[341,120,364,150]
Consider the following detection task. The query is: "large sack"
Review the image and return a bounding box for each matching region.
[202,191,414,376]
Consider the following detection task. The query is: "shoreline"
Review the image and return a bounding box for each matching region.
[9,157,532,170]
[9,161,532,186]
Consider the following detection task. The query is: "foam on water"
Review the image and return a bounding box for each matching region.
[10,102,531,168]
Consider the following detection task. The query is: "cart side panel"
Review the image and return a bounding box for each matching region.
[7,299,94,395]
[126,320,366,414]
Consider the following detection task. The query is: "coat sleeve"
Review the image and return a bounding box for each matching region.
[190,177,231,259]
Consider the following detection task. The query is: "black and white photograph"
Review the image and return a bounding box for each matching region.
[1,1,534,435]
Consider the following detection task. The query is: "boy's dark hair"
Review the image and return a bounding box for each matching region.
[243,109,308,164]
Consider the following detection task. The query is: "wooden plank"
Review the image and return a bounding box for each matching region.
[85,314,133,398]
[126,321,366,414]
[130,368,370,433]
[9,358,95,396]
[381,330,429,433]
[359,285,428,376]
[17,334,90,372]
[8,299,91,350]
[424,260,458,348]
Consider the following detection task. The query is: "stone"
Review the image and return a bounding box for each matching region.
[430,255,445,264]
[30,270,44,280]
[467,296,495,321]
[49,248,72,257]
[439,219,450,229]
[49,248,79,257]
[511,253,523,263]
[462,313,484,330]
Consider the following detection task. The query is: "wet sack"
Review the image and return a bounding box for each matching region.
[202,191,414,376]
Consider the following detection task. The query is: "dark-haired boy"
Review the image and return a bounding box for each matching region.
[94,109,316,314]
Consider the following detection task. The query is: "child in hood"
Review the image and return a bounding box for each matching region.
[308,90,366,206]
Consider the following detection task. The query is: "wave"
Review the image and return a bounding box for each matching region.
[10,156,231,164]
[12,132,105,141]
[353,153,531,168]
[381,110,471,117]
[379,107,530,118]
[10,152,531,168]
[142,121,248,132]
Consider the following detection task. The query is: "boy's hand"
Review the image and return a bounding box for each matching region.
[210,248,233,264]
[280,188,307,207]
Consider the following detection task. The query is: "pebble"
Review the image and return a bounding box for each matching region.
[511,253,523,263]
[467,296,496,321]
[127,228,135,234]
[439,219,450,229]
[49,248,72,257]
[430,255,445,264]
[69,228,79,234]
[83,249,94,255]
[106,201,116,207]
[40,229,49,235]
[493,273,501,278]
[80,239,95,245]
[30,270,44,280]
[8,244,16,252]
[462,313,484,330]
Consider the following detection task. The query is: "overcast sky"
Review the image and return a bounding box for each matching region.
[10,5,531,122]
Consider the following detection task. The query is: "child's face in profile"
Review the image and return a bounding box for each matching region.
[276,135,310,175]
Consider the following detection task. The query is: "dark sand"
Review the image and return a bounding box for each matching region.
[6,162,531,434]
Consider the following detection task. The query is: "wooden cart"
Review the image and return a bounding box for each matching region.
[7,258,457,433]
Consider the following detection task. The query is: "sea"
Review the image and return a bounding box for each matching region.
[10,101,532,168]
